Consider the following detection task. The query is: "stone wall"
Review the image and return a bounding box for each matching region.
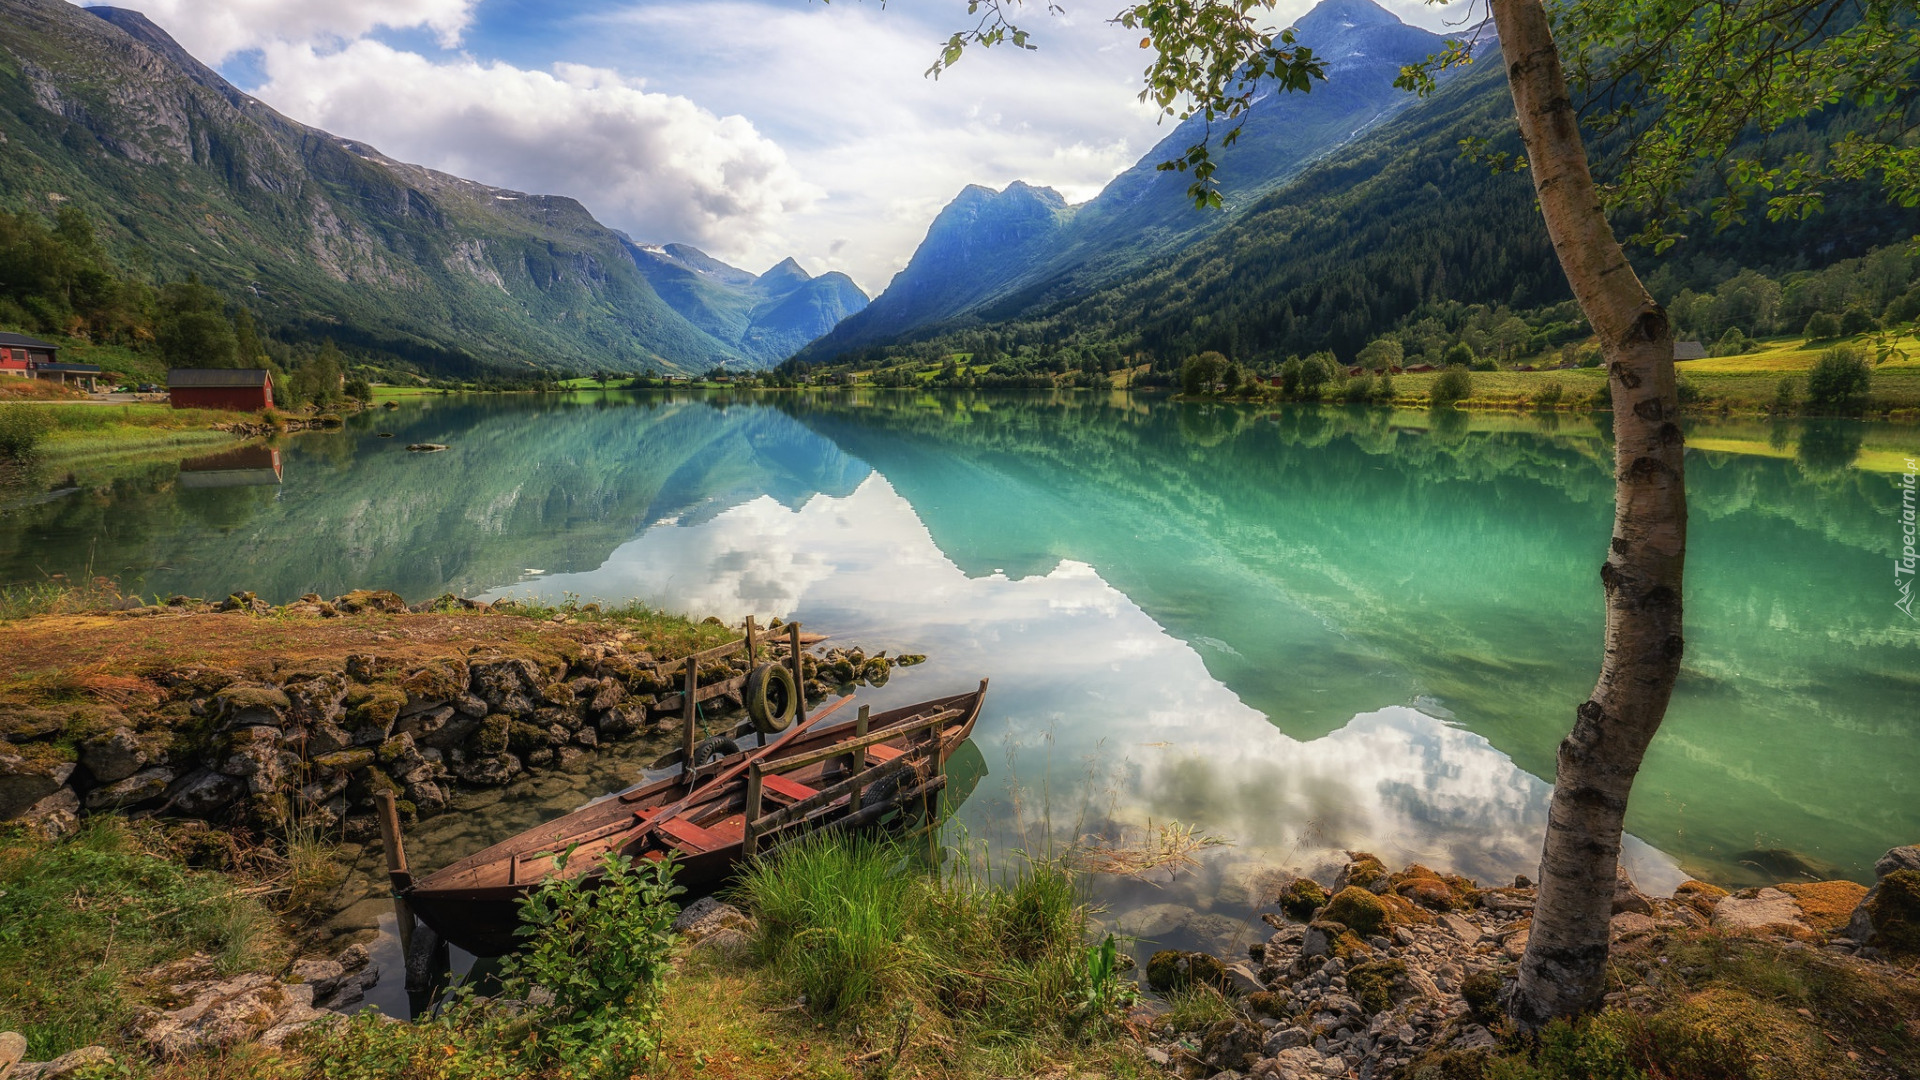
[0,609,855,841]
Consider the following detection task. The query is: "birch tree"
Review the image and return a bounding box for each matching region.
[932,0,1920,1024]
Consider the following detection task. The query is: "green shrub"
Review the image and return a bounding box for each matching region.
[1805,345,1872,405]
[1374,372,1396,402]
[1675,373,1701,405]
[1840,307,1880,336]
[1772,377,1797,412]
[498,851,681,1076]
[0,403,52,461]
[1534,381,1564,410]
[1344,374,1376,402]
[1430,365,1473,407]
[1803,311,1841,340]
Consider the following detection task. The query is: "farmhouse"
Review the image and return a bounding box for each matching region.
[168,368,274,411]
[0,331,58,373]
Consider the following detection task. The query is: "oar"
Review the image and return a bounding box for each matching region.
[620,694,855,838]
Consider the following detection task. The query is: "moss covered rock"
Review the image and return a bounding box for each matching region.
[1674,880,1729,917]
[1865,869,1920,955]
[473,715,511,755]
[1323,886,1389,937]
[1145,949,1226,992]
[1460,970,1503,1021]
[1346,959,1407,1013]
[1278,877,1329,921]
[1338,851,1389,892]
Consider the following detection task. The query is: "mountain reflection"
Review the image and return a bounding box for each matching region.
[1,391,1914,890]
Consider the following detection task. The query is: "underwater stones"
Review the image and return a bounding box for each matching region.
[456,753,520,787]
[79,727,148,784]
[1146,949,1227,992]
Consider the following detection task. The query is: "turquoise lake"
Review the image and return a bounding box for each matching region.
[4,391,1917,962]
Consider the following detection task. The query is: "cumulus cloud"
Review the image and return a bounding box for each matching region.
[253,41,820,261]
[99,0,476,60]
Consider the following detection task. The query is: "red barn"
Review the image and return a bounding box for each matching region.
[168,368,274,411]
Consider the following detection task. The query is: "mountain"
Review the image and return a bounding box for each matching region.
[628,245,869,366]
[0,0,846,374]
[798,0,1445,359]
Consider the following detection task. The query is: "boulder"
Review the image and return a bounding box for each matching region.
[78,727,148,784]
[1145,949,1226,991]
[284,673,348,726]
[1612,864,1655,916]
[1845,845,1920,950]
[86,767,176,810]
[1321,887,1389,936]
[1712,887,1808,933]
[0,754,74,820]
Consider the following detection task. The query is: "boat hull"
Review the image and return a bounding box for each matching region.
[405,684,985,957]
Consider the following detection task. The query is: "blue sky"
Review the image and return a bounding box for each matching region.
[104,0,1461,293]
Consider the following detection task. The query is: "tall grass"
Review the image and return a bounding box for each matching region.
[731,834,1106,1047]
[0,819,277,1059]
[0,401,51,459]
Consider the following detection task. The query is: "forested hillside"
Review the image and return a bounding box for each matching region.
[0,0,822,376]
[790,49,1920,382]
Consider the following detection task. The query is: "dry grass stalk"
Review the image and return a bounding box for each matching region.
[1073,819,1229,882]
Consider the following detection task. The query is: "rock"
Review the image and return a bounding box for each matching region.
[1333,852,1388,894]
[691,927,753,959]
[19,787,79,840]
[1322,888,1388,936]
[1438,913,1481,945]
[1673,880,1729,916]
[335,590,408,614]
[290,959,346,1000]
[395,705,455,739]
[165,769,244,818]
[79,727,148,784]
[325,899,391,933]
[1225,961,1265,996]
[212,686,290,728]
[1610,911,1658,940]
[1613,864,1655,916]
[1263,1027,1311,1054]
[1268,1046,1325,1078]
[86,766,175,810]
[1845,845,1920,947]
[674,897,756,943]
[12,1045,110,1080]
[0,1029,24,1077]
[1277,878,1329,921]
[1146,949,1226,992]
[1145,1046,1172,1067]
[0,753,73,821]
[284,673,349,726]
[1301,921,1345,959]
[1713,887,1810,933]
[1450,1025,1497,1052]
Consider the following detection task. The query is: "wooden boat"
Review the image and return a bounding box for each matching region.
[403,681,987,956]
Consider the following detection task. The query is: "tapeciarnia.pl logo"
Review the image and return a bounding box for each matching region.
[1899,458,1918,620]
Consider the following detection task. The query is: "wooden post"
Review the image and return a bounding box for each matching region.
[375,788,414,964]
[744,615,758,664]
[788,620,806,725]
[849,704,869,808]
[742,760,765,854]
[682,655,698,781]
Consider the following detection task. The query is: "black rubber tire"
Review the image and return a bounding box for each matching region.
[860,768,910,810]
[691,735,741,768]
[744,663,798,735]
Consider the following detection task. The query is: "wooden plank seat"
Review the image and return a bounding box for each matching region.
[761,773,818,802]
[866,743,905,764]
[655,816,741,855]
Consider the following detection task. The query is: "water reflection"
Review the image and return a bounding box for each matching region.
[1,393,1914,905]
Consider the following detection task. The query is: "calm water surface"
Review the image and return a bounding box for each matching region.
[5,391,1917,971]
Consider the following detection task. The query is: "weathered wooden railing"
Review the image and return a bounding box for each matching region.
[650,615,809,780]
[739,703,959,852]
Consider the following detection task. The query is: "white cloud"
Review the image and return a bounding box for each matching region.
[253,41,820,263]
[102,0,477,60]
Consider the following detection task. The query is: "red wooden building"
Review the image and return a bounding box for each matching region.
[168,368,274,411]
[0,331,58,376]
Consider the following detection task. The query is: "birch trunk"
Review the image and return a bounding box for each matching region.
[1490,0,1689,1026]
